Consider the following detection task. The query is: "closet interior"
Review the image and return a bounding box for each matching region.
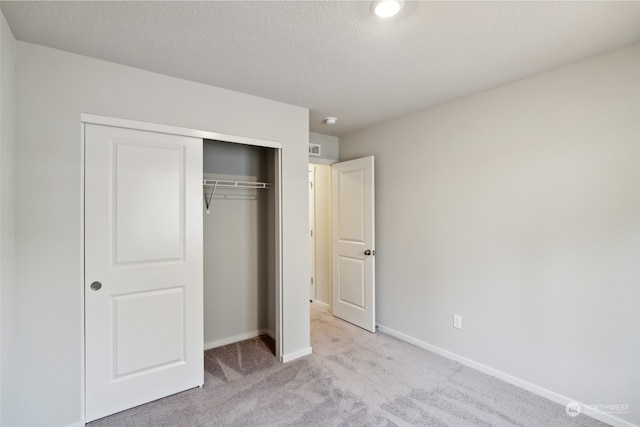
[202,139,277,355]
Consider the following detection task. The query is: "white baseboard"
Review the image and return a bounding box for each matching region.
[376,324,637,427]
[204,329,273,350]
[312,300,330,311]
[281,346,312,363]
[65,421,85,427]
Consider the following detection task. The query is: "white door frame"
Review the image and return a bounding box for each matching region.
[309,166,316,301]
[80,114,283,422]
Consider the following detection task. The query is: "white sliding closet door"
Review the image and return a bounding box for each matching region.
[84,123,203,422]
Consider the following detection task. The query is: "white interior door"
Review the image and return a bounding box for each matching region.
[309,167,316,301]
[85,123,203,422]
[331,156,375,332]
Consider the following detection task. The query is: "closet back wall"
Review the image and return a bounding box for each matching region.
[203,141,275,347]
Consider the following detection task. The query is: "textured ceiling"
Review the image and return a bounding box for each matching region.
[2,1,640,136]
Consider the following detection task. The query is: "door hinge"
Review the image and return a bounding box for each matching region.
[310,277,314,285]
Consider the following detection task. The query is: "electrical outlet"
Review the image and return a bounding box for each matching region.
[453,315,462,330]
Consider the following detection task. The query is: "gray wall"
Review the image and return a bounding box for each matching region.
[309,131,339,163]
[11,41,309,427]
[203,141,275,346]
[340,43,640,425]
[0,12,16,426]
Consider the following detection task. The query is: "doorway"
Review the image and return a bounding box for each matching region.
[308,163,332,309]
[308,157,376,333]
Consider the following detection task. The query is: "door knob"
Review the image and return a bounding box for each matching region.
[90,281,102,291]
[364,250,375,256]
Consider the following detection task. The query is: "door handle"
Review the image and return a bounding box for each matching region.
[364,250,375,256]
[90,281,102,291]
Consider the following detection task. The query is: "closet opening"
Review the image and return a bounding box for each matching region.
[202,139,279,369]
[83,116,285,420]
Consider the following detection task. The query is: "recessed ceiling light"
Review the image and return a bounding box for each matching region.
[324,116,338,125]
[373,0,401,18]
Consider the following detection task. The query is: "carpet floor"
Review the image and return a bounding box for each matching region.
[89,304,606,426]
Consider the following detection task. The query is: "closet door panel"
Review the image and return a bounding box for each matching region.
[85,123,203,422]
[114,142,185,264]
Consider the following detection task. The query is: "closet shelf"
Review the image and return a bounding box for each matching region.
[203,179,272,190]
[203,179,272,213]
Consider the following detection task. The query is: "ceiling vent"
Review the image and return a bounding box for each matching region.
[309,144,321,157]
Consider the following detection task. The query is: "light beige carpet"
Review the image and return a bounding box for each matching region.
[203,335,278,384]
[89,304,606,426]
